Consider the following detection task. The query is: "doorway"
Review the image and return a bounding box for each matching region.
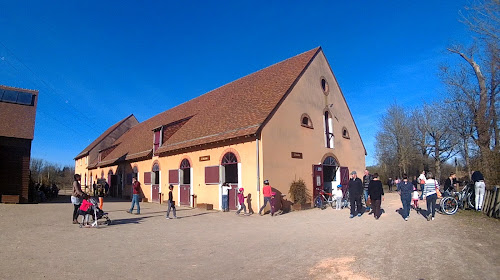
[222,152,238,210]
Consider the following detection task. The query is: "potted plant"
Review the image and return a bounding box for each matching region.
[288,179,311,211]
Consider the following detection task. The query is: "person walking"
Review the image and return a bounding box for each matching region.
[397,174,413,221]
[418,170,426,200]
[166,184,177,219]
[348,171,363,218]
[221,182,232,212]
[97,183,105,210]
[127,176,141,215]
[387,177,393,192]
[259,180,272,216]
[423,172,438,221]
[471,170,485,211]
[363,170,372,212]
[368,173,384,219]
[236,188,248,215]
[71,174,84,224]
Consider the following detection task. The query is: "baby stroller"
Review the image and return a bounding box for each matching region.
[79,197,111,228]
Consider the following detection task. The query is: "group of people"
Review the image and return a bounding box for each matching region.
[348,168,488,222]
[71,169,488,224]
[349,170,384,219]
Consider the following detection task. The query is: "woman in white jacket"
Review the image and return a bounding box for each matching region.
[423,172,438,221]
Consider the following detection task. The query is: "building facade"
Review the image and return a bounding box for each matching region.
[74,47,366,210]
[0,85,38,203]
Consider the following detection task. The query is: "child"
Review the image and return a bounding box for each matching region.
[333,185,343,210]
[78,194,94,225]
[412,186,419,210]
[236,188,248,215]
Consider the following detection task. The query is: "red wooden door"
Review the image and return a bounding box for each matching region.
[228,183,238,210]
[312,165,323,199]
[180,184,190,206]
[152,185,159,202]
[340,167,349,197]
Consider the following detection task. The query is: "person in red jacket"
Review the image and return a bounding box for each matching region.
[127,176,141,215]
[259,180,272,216]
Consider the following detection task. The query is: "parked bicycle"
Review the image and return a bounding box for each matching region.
[440,183,476,215]
[314,190,336,209]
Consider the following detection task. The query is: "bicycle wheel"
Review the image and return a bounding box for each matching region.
[330,198,336,209]
[440,197,458,215]
[314,196,323,209]
[467,192,475,209]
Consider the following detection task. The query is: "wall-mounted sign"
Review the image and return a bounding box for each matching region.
[291,152,303,159]
[199,155,210,162]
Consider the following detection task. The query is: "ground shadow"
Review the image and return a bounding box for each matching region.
[108,215,157,226]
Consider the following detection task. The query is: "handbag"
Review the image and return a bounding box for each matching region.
[366,197,371,207]
[435,181,442,198]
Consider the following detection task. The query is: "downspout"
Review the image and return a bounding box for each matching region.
[256,137,261,210]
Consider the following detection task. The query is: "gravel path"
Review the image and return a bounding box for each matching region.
[0,192,498,280]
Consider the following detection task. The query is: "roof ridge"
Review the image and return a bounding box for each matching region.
[139,47,322,124]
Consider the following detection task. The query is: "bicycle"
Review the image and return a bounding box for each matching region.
[440,183,475,215]
[314,190,336,209]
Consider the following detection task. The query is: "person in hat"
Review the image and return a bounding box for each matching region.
[236,187,248,215]
[348,171,363,218]
[333,184,343,210]
[259,180,272,216]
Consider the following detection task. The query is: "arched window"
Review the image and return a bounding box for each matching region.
[222,152,238,165]
[180,159,191,184]
[324,111,334,148]
[300,113,313,128]
[222,152,238,183]
[323,156,338,166]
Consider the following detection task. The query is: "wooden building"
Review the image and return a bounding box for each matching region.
[0,85,38,203]
[74,47,366,210]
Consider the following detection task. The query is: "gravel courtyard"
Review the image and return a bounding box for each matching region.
[0,192,498,280]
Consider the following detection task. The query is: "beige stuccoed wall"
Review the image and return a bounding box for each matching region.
[155,141,259,210]
[260,51,366,202]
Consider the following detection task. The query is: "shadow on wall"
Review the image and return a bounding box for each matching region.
[246,193,254,214]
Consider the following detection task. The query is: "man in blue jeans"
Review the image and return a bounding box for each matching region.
[127,176,141,215]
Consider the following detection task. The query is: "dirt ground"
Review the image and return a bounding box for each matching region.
[0,192,498,280]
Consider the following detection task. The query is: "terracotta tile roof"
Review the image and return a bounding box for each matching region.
[75,114,137,159]
[0,85,38,140]
[95,47,321,167]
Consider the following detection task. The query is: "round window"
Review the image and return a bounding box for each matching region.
[321,77,329,95]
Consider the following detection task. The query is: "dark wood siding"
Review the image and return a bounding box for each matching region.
[205,166,219,184]
[143,172,151,185]
[168,169,179,184]
[0,137,31,203]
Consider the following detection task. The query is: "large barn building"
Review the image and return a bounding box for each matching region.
[0,85,38,203]
[74,47,366,210]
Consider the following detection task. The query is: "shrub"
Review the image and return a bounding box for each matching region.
[288,178,311,204]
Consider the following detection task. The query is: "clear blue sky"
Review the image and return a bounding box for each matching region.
[0,0,470,167]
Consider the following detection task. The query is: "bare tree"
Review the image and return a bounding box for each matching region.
[444,0,499,183]
[375,103,416,178]
[422,102,459,180]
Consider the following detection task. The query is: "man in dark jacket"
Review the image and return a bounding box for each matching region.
[348,171,363,218]
[397,174,413,221]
